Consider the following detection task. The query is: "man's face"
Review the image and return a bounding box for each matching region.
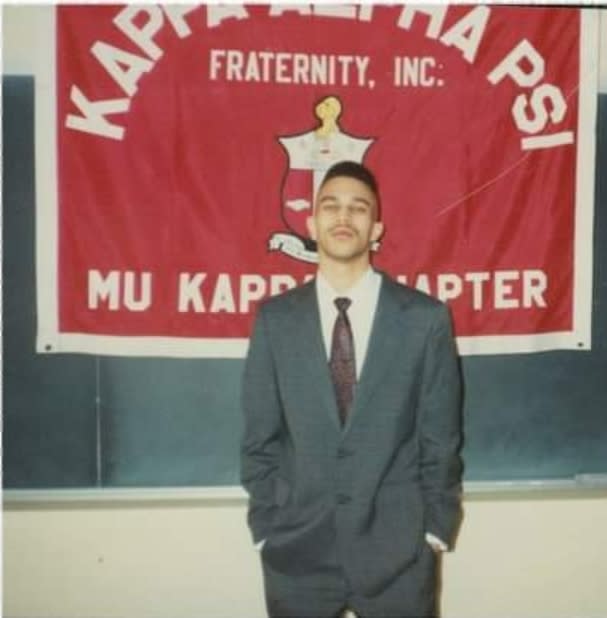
[307,175,384,264]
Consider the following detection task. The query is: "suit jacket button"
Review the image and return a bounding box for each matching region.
[337,494,351,504]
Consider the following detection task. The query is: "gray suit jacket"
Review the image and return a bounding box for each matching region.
[240,272,462,596]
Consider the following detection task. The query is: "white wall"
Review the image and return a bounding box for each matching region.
[3,6,607,618]
[4,492,607,618]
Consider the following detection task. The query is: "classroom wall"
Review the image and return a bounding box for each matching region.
[4,492,607,618]
[4,7,607,618]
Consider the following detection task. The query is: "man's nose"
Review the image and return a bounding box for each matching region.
[336,205,351,223]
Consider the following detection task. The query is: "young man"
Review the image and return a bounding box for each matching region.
[241,161,463,618]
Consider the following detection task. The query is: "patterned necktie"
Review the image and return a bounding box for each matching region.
[329,297,356,426]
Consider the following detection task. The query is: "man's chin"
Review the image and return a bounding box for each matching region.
[322,247,368,263]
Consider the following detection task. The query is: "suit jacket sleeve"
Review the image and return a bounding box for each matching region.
[418,303,463,548]
[240,304,284,543]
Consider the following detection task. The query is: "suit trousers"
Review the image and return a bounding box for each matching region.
[261,541,438,618]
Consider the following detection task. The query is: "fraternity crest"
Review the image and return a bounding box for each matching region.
[270,96,374,263]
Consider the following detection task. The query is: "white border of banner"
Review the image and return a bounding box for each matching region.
[33,8,599,358]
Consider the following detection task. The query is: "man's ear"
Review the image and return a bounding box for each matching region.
[371,221,384,243]
[306,215,317,241]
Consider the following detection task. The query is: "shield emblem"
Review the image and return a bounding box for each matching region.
[278,129,374,241]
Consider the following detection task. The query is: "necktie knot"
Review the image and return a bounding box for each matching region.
[334,297,352,314]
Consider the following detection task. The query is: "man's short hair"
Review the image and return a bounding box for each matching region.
[319,160,381,219]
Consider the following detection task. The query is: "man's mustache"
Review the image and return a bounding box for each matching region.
[329,225,357,235]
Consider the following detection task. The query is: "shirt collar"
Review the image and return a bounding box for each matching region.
[316,267,378,307]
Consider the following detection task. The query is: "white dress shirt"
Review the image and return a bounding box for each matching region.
[315,267,381,378]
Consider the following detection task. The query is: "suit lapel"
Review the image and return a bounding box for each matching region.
[346,274,408,431]
[287,281,342,431]
[285,274,412,434]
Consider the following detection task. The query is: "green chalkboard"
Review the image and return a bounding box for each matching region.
[3,77,98,487]
[3,75,607,489]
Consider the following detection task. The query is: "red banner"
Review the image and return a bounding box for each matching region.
[36,5,598,356]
